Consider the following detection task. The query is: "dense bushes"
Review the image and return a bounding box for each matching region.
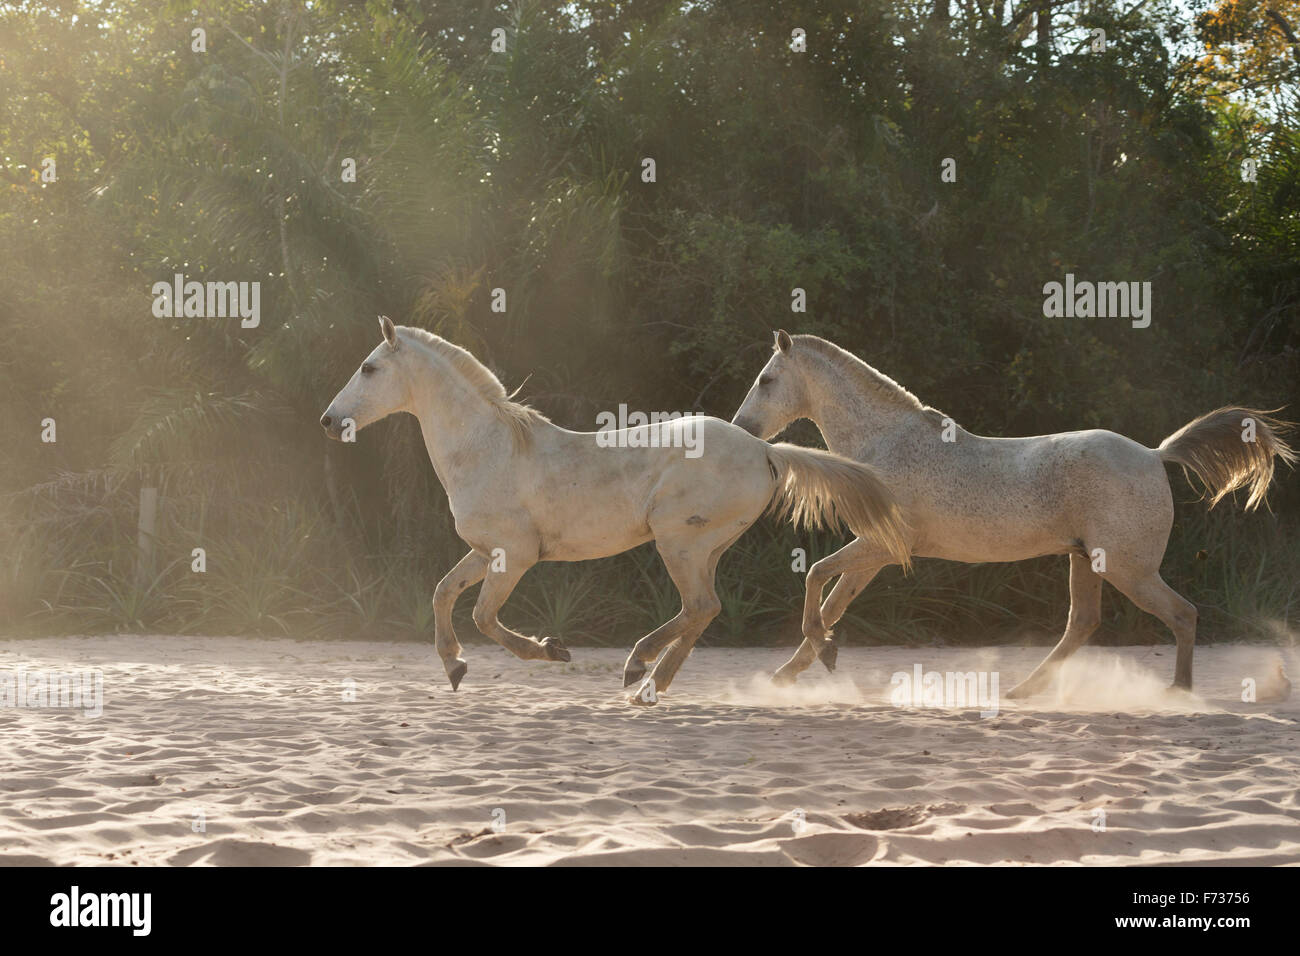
[2,1,1296,646]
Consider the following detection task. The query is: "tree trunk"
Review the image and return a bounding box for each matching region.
[1036,1,1052,67]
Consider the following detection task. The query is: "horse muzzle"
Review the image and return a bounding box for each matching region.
[319,411,346,441]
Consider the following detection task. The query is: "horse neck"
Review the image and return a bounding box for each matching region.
[406,356,514,485]
[800,352,921,458]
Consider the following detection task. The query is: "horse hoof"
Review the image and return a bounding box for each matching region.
[622,659,647,687]
[771,670,797,687]
[447,660,468,691]
[540,637,571,663]
[1005,680,1035,700]
[818,641,838,672]
[629,678,659,706]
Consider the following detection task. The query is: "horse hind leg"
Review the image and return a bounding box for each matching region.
[622,610,691,688]
[623,532,725,701]
[1006,552,1103,699]
[643,529,746,696]
[637,579,719,699]
[1106,571,1197,691]
[620,520,726,688]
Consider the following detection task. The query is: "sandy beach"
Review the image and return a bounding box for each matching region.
[0,636,1296,866]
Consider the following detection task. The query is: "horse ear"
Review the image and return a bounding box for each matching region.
[379,315,398,349]
[774,329,793,354]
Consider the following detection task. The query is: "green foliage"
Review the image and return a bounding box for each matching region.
[2,0,1297,647]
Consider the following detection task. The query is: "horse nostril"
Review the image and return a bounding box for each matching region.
[320,414,332,428]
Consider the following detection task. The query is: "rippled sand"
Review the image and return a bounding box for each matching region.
[0,637,1296,865]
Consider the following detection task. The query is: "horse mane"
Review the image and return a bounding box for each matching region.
[791,334,948,423]
[399,326,549,447]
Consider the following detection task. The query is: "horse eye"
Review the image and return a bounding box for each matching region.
[759,375,773,387]
[361,363,376,375]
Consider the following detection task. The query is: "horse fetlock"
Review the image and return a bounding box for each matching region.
[803,616,830,643]
[771,668,798,687]
[622,655,647,687]
[1006,671,1052,699]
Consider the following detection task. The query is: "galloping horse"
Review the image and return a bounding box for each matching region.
[322,318,910,702]
[731,330,1294,697]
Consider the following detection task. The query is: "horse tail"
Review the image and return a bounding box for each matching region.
[1157,407,1296,512]
[765,443,912,570]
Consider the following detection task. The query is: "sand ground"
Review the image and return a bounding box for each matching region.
[1,636,1297,866]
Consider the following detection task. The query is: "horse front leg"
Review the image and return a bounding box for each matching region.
[432,550,488,690]
[774,539,887,686]
[774,564,881,685]
[471,548,571,664]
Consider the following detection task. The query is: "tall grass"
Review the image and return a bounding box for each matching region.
[3,478,1297,649]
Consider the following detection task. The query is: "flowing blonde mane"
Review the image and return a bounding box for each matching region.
[400,326,549,446]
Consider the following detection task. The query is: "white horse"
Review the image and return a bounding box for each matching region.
[731,330,1295,697]
[321,317,910,701]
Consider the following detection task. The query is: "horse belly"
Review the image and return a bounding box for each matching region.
[913,532,1068,564]
[907,497,1073,563]
[535,500,653,561]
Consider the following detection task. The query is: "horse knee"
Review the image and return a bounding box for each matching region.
[805,560,837,601]
[433,579,457,611]
[807,557,835,584]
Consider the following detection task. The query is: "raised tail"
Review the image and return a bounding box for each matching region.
[1157,407,1296,511]
[765,443,912,570]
